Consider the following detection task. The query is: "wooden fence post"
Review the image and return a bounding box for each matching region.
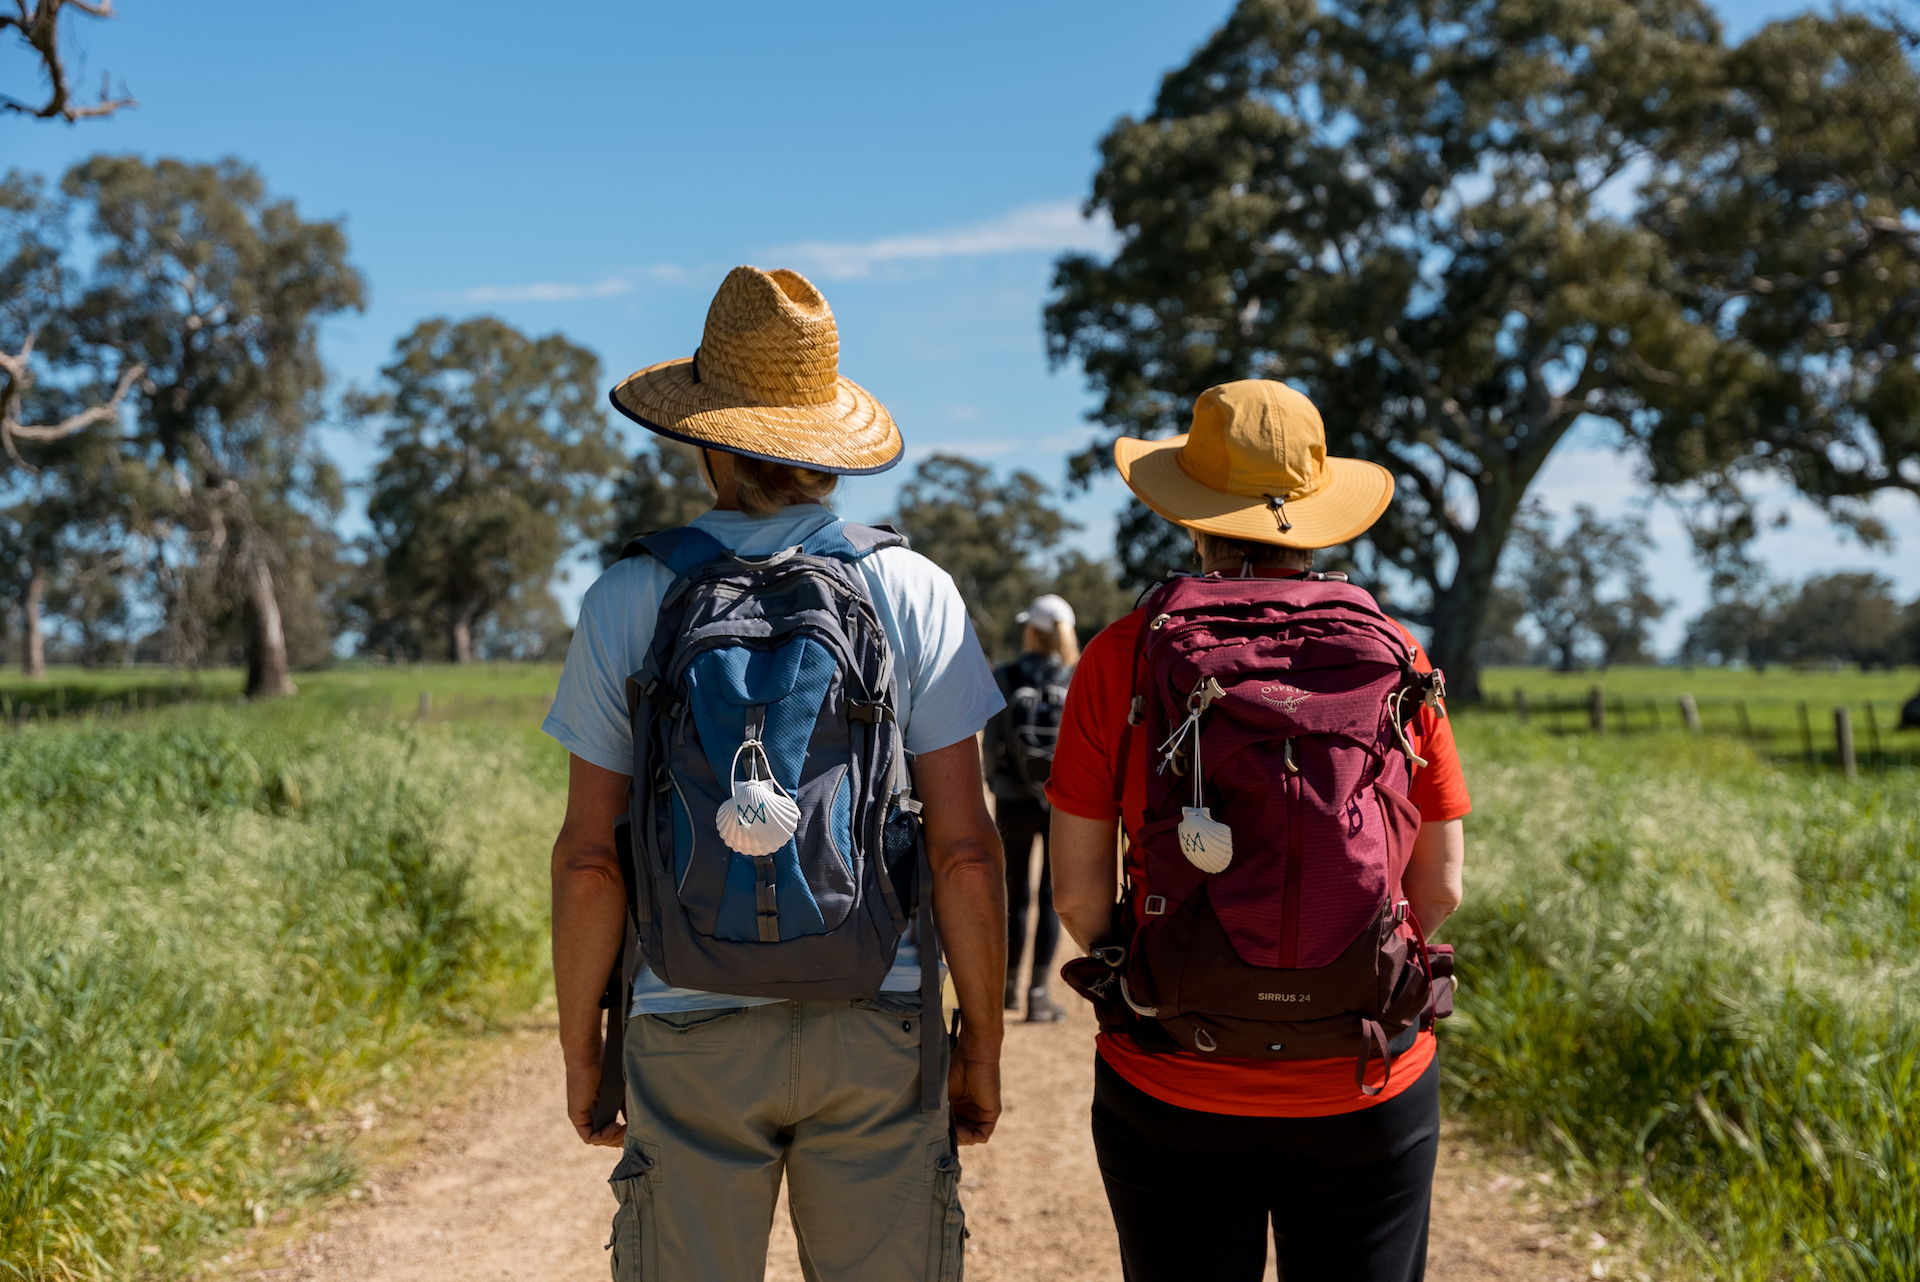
[1514,689,1529,725]
[418,690,433,720]
[1736,700,1752,739]
[1834,706,1857,781]
[1797,701,1814,768]
[1589,685,1606,734]
[1679,695,1702,734]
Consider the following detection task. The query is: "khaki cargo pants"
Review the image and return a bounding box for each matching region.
[607,993,966,1282]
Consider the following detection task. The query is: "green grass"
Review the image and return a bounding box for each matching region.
[1444,713,1920,1279]
[9,662,1920,1278]
[0,662,564,723]
[1476,665,1920,768]
[0,680,565,1278]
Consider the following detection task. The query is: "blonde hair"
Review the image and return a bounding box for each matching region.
[1026,618,1081,667]
[733,456,839,517]
[1190,532,1313,571]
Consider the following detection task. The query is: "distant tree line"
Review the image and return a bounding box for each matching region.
[0,156,633,690]
[0,153,1134,688]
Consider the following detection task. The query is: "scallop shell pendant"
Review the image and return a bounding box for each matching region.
[717,777,800,856]
[1178,806,1233,874]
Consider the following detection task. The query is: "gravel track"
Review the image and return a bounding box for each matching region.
[253,1005,1583,1282]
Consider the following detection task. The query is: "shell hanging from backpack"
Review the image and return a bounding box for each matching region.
[717,739,801,857]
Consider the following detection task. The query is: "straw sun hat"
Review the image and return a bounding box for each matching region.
[609,266,902,474]
[1115,380,1393,549]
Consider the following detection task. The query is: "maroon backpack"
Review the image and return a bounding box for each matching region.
[1063,572,1455,1094]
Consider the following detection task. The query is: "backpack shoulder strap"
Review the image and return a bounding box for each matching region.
[618,526,729,576]
[797,520,910,562]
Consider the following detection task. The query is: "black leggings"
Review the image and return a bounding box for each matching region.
[998,800,1059,989]
[1091,1053,1439,1282]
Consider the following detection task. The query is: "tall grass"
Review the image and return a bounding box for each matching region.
[0,707,563,1278]
[1445,720,1920,1280]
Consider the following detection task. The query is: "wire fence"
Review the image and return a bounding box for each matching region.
[1483,686,1919,775]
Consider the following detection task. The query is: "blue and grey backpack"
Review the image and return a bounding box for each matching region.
[593,519,945,1127]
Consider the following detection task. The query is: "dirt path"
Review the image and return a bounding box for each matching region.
[249,1003,1600,1282]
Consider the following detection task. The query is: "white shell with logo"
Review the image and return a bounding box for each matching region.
[717,777,801,856]
[1178,806,1234,874]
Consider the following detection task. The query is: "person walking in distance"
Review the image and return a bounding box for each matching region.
[544,266,1007,1282]
[983,594,1079,1023]
[1048,380,1470,1282]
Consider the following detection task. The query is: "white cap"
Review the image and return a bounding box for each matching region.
[1016,594,1076,633]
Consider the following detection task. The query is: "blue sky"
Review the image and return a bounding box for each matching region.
[6,0,1914,648]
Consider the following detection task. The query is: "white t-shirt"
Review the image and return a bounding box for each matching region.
[542,504,1003,1013]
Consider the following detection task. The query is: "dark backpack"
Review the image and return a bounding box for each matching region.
[1062,573,1454,1095]
[995,658,1069,802]
[593,520,946,1127]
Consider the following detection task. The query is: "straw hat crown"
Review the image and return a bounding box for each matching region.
[609,266,902,475]
[696,268,841,408]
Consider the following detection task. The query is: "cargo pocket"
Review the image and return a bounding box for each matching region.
[926,1138,966,1280]
[606,1141,658,1281]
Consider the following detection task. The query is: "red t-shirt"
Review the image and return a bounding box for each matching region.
[1047,573,1471,1117]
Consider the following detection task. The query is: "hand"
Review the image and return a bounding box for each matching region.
[564,1049,627,1148]
[948,1051,1002,1145]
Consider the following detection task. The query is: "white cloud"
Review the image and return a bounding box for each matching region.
[456,277,634,303]
[776,201,1118,280]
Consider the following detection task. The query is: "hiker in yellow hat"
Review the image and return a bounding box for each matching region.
[1046,379,1471,1282]
[546,266,1009,1282]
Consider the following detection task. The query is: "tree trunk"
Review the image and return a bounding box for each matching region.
[1420,416,1574,704]
[449,604,477,664]
[22,566,46,680]
[243,555,297,698]
[1425,556,1497,705]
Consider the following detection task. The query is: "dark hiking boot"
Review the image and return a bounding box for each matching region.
[1005,980,1022,1011]
[1026,987,1066,1023]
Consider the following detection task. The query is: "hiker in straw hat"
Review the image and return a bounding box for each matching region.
[1044,380,1471,1281]
[545,266,1008,1281]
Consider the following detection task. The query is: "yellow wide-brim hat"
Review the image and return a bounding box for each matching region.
[610,266,903,475]
[1115,380,1393,548]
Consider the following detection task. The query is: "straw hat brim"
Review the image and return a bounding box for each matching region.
[611,356,903,475]
[1115,434,1394,548]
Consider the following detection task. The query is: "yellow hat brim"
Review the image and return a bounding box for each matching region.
[611,356,903,475]
[1114,434,1393,548]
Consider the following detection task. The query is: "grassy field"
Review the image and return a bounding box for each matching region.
[0,663,564,723]
[0,675,566,1278]
[6,663,1919,1279]
[1474,666,1920,774]
[1444,710,1920,1280]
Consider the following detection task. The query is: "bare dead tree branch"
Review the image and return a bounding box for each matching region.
[0,0,133,122]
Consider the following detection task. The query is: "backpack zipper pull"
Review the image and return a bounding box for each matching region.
[1283,739,1298,773]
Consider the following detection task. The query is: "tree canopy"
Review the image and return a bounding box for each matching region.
[1047,0,1920,698]
[61,155,364,694]
[353,316,620,663]
[890,452,1130,661]
[599,438,712,567]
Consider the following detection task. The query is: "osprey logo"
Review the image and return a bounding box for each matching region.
[1258,684,1313,713]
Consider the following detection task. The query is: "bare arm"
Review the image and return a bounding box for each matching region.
[550,754,632,1148]
[913,735,1007,1145]
[1404,817,1464,937]
[1051,808,1122,956]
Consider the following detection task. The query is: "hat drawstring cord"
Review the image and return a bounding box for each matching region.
[1265,494,1294,533]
